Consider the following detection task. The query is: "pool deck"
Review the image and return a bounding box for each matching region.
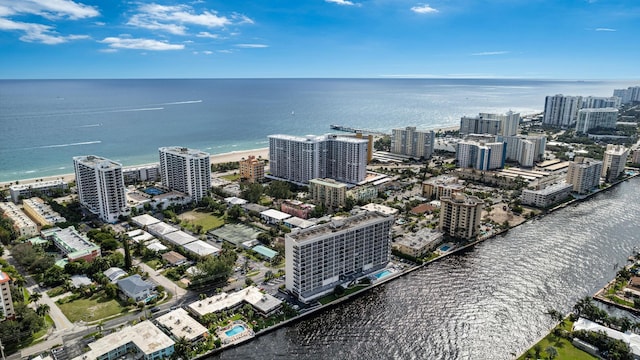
[216,320,255,346]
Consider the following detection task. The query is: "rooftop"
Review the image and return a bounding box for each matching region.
[80,321,174,359]
[183,240,220,257]
[155,308,208,342]
[287,211,392,243]
[188,286,282,317]
[131,214,161,227]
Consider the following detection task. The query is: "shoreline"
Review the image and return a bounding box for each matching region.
[0,147,270,189]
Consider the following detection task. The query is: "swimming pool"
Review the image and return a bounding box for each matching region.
[374,269,393,279]
[143,187,165,196]
[225,324,246,337]
[440,245,451,252]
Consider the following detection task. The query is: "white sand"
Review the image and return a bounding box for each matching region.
[0,147,270,189]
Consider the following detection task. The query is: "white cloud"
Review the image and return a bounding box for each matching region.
[99,48,118,53]
[235,43,268,48]
[0,0,99,20]
[100,36,184,51]
[595,28,616,32]
[197,31,219,38]
[0,17,89,44]
[218,49,232,53]
[127,3,253,35]
[0,0,97,44]
[471,51,509,56]
[411,4,438,14]
[203,50,212,55]
[325,0,357,6]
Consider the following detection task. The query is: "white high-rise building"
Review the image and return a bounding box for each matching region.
[581,96,621,109]
[285,212,393,302]
[268,134,368,185]
[390,127,435,159]
[613,86,640,104]
[602,144,629,182]
[159,147,211,202]
[73,155,129,223]
[460,112,520,137]
[543,95,582,128]
[455,141,505,170]
[575,108,618,133]
[497,135,546,167]
[0,271,15,320]
[566,157,603,194]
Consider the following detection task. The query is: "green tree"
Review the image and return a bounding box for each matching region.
[227,205,243,221]
[29,292,42,305]
[545,345,558,360]
[36,303,50,317]
[334,285,345,297]
[123,237,132,270]
[241,183,263,203]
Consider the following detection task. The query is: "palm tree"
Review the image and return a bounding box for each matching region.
[173,336,190,359]
[36,303,50,317]
[545,345,558,359]
[30,292,42,305]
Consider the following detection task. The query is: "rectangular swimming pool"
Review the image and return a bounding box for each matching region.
[374,269,392,279]
[225,324,246,337]
[440,245,451,251]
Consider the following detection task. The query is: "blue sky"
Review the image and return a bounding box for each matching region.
[0,0,638,79]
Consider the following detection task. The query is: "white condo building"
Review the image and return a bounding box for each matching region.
[581,96,621,109]
[613,86,640,105]
[566,157,603,194]
[390,127,435,159]
[159,147,211,202]
[285,212,393,302]
[602,144,629,182]
[73,155,129,223]
[456,141,505,170]
[575,108,618,133]
[438,193,483,240]
[497,135,547,167]
[268,134,368,185]
[543,95,582,128]
[460,111,520,137]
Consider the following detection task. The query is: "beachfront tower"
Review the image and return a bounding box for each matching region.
[268,134,368,185]
[390,127,435,159]
[285,211,393,302]
[73,155,129,223]
[159,147,211,202]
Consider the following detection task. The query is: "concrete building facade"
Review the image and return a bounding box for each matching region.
[9,179,68,204]
[73,155,129,223]
[566,157,603,194]
[438,193,483,240]
[390,127,435,159]
[575,108,618,134]
[308,178,347,209]
[456,141,505,171]
[285,212,393,302]
[521,182,573,208]
[543,94,582,128]
[0,202,38,238]
[0,271,15,320]
[239,155,265,183]
[159,147,211,202]
[602,144,629,182]
[268,134,368,185]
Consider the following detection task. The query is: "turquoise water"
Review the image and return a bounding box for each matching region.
[440,245,451,252]
[374,270,392,279]
[143,187,165,195]
[1,78,635,183]
[225,325,246,337]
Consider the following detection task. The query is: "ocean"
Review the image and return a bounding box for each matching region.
[0,78,636,183]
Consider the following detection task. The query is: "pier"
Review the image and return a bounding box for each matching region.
[330,124,388,136]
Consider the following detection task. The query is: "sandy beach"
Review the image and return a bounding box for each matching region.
[0,148,270,189]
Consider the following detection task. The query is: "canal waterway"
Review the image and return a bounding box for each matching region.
[212,178,640,360]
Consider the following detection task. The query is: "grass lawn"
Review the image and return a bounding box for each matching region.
[144,259,163,270]
[221,173,241,181]
[57,294,125,323]
[32,315,54,340]
[517,319,598,360]
[178,211,225,232]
